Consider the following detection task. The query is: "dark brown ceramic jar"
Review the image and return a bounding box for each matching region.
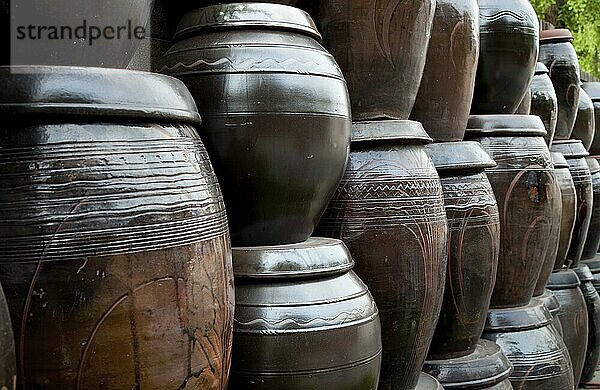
[423,339,512,389]
[472,0,539,114]
[572,89,596,151]
[410,0,479,141]
[157,3,351,246]
[583,82,600,155]
[539,29,581,140]
[548,270,589,385]
[465,115,561,308]
[307,0,436,120]
[531,63,559,145]
[553,152,578,270]
[230,238,382,389]
[516,90,532,115]
[0,66,234,389]
[583,157,600,260]
[536,289,564,336]
[316,120,448,390]
[584,257,600,292]
[552,141,593,267]
[0,284,15,389]
[425,142,500,359]
[482,300,574,389]
[573,265,600,385]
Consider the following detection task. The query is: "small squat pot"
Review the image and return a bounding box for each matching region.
[535,289,564,336]
[547,269,589,385]
[573,264,600,385]
[572,89,596,150]
[582,157,600,260]
[530,63,559,145]
[551,140,593,267]
[552,152,578,270]
[582,82,600,155]
[482,299,574,389]
[539,29,581,140]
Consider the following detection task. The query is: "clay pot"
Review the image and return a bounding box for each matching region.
[157,3,351,246]
[573,265,600,385]
[482,300,574,389]
[553,152,578,270]
[0,283,15,389]
[583,157,600,260]
[423,339,513,389]
[572,89,596,151]
[465,115,561,308]
[416,372,444,390]
[585,256,600,293]
[425,141,500,359]
[0,66,234,389]
[410,0,480,141]
[316,120,448,390]
[548,269,589,385]
[306,0,436,120]
[536,289,564,336]
[471,0,539,114]
[516,89,532,115]
[539,29,581,140]
[230,238,382,389]
[530,63,559,145]
[582,82,600,155]
[551,141,593,267]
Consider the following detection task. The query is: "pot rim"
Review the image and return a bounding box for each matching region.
[535,289,561,314]
[573,264,594,283]
[552,152,570,168]
[425,141,496,171]
[586,157,600,174]
[351,120,432,144]
[484,300,551,332]
[540,28,574,43]
[547,269,581,289]
[0,65,201,124]
[583,82,600,102]
[465,115,547,137]
[535,62,549,75]
[551,140,589,159]
[175,3,321,41]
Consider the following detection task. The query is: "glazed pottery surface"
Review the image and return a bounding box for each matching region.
[0,66,234,389]
[548,269,589,385]
[535,289,564,336]
[423,339,512,389]
[539,29,581,140]
[158,3,351,246]
[0,283,15,389]
[415,372,444,390]
[425,142,500,359]
[482,300,574,389]
[573,265,600,384]
[411,0,479,141]
[552,141,593,267]
[583,82,600,155]
[466,115,561,308]
[530,63,559,145]
[552,152,578,270]
[583,157,600,260]
[307,0,436,120]
[230,238,382,389]
[585,257,600,293]
[572,89,596,151]
[472,0,539,114]
[317,120,448,390]
[516,90,532,115]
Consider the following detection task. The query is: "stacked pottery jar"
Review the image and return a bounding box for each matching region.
[157,4,384,388]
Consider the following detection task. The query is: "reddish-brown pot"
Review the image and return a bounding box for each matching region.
[553,152,578,271]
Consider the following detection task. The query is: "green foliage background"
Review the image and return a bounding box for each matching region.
[530,0,600,77]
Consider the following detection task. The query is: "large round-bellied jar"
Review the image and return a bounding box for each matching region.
[482,300,574,389]
[536,289,564,336]
[573,265,600,385]
[425,142,500,359]
[410,0,480,141]
[552,152,578,270]
[230,238,382,389]
[0,283,15,389]
[306,0,436,120]
[471,0,539,114]
[423,339,513,389]
[548,270,589,385]
[157,3,351,246]
[583,157,600,260]
[316,120,448,390]
[465,115,561,308]
[0,66,234,389]
[539,29,581,140]
[583,82,600,155]
[530,63,558,145]
[572,89,596,150]
[552,140,593,267]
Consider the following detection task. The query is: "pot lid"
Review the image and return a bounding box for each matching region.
[551,140,589,159]
[535,62,549,75]
[423,340,512,389]
[0,66,201,124]
[552,152,570,168]
[583,82,600,102]
[232,237,354,279]
[175,3,321,41]
[465,115,547,137]
[540,28,574,43]
[352,120,432,144]
[485,299,550,332]
[535,290,561,314]
[587,157,600,174]
[547,269,581,289]
[573,264,594,283]
[415,373,443,390]
[425,141,496,171]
